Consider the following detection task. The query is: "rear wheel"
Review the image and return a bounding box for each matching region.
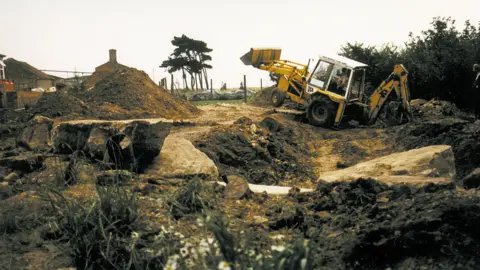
[307,97,336,127]
[271,88,286,107]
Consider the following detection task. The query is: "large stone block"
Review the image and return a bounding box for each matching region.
[144,136,219,179]
[16,116,54,152]
[318,145,456,184]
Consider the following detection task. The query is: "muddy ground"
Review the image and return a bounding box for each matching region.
[1,98,480,269]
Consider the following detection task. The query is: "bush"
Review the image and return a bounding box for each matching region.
[340,17,480,113]
[47,185,139,269]
[164,177,218,219]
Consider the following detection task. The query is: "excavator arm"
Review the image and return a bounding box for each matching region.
[367,64,413,125]
[240,48,309,92]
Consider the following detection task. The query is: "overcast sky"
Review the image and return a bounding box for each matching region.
[2,0,479,88]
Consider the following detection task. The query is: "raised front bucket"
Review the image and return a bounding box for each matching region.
[240,48,282,66]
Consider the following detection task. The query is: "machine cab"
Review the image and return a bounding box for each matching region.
[306,55,368,104]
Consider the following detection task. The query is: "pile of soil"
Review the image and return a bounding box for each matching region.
[4,58,57,83]
[195,116,314,185]
[28,90,91,119]
[85,67,199,120]
[249,86,275,106]
[391,99,480,179]
[273,179,480,269]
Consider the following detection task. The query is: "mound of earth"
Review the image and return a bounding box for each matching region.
[4,58,58,82]
[86,67,199,120]
[195,116,314,185]
[249,86,275,106]
[280,179,480,269]
[28,90,91,119]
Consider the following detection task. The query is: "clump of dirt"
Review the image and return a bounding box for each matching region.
[410,98,473,121]
[249,86,275,106]
[28,90,91,119]
[277,178,480,269]
[86,67,199,120]
[384,99,480,179]
[195,116,314,185]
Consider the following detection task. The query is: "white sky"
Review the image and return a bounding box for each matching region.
[2,0,479,88]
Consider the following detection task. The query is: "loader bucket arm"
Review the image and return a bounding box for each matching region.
[368,64,413,125]
[240,48,282,67]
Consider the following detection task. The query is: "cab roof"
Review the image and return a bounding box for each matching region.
[318,54,368,69]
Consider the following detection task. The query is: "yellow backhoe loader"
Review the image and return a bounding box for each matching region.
[241,48,413,128]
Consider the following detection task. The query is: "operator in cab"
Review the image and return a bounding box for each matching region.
[328,68,350,95]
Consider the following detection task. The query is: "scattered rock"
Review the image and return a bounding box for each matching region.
[144,136,219,179]
[223,174,252,199]
[4,172,20,182]
[96,170,134,186]
[234,116,253,126]
[259,117,282,132]
[462,168,480,189]
[318,145,456,184]
[16,116,54,151]
[0,154,44,173]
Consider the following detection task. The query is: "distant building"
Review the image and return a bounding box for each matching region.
[83,49,128,89]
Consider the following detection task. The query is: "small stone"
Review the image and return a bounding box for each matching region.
[223,174,252,200]
[4,172,20,182]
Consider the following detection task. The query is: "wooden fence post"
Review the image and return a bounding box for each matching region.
[244,75,247,103]
[171,74,174,95]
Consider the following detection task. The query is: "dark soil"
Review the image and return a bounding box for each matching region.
[271,178,480,269]
[28,90,91,119]
[195,116,315,185]
[249,86,275,107]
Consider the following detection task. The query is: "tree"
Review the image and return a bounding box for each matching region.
[161,35,213,91]
[339,17,480,112]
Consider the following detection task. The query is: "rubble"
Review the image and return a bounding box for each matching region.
[52,119,172,171]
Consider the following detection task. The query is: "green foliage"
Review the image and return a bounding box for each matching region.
[47,185,140,269]
[164,177,218,219]
[340,17,480,112]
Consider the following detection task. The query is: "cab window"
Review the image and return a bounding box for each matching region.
[309,61,333,89]
[349,69,364,98]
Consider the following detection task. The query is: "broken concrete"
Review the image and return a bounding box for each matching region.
[144,136,219,179]
[318,145,456,184]
[16,116,53,152]
[51,118,172,170]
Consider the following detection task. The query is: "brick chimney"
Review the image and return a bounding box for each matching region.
[109,49,117,64]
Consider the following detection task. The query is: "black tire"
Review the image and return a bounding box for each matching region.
[307,97,336,127]
[271,88,286,107]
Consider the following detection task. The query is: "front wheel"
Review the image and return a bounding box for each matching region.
[307,98,336,127]
[271,88,286,107]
